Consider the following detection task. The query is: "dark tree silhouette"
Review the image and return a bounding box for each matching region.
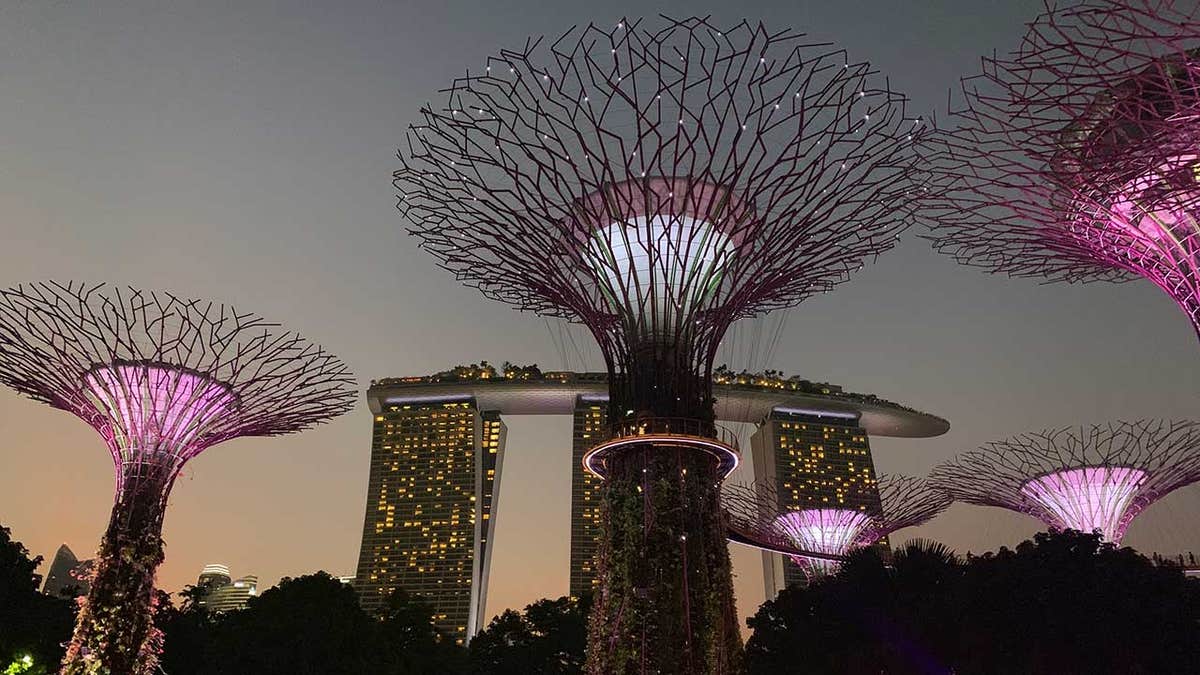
[157,575,467,675]
[745,530,1200,675]
[156,587,214,675]
[0,525,74,675]
[376,589,469,674]
[201,573,377,675]
[471,595,591,675]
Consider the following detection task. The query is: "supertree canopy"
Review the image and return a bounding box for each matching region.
[918,0,1200,340]
[723,475,951,579]
[396,16,926,674]
[928,420,1200,543]
[0,282,355,675]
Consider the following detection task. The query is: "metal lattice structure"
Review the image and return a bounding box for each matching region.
[0,281,356,675]
[395,16,927,674]
[918,0,1200,340]
[928,420,1200,543]
[723,475,951,579]
[398,16,926,423]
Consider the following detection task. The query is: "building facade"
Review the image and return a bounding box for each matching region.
[751,408,883,595]
[568,396,608,599]
[361,367,945,633]
[352,393,506,643]
[195,564,258,612]
[42,544,93,598]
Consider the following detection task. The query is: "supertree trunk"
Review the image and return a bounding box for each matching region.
[586,445,743,675]
[62,468,172,675]
[0,282,356,675]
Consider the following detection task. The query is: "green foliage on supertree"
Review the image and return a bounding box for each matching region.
[585,452,743,674]
[61,496,167,675]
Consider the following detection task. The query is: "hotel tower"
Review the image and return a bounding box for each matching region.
[750,408,883,595]
[357,368,945,636]
[352,384,505,643]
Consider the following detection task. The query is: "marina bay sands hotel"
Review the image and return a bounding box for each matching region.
[351,364,948,643]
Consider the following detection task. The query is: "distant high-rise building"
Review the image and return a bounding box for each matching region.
[42,544,93,598]
[194,564,256,612]
[363,368,946,616]
[568,396,607,599]
[196,563,231,592]
[750,409,882,595]
[353,392,506,643]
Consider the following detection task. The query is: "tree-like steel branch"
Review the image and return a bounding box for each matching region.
[0,281,356,675]
[396,15,927,421]
[394,18,928,671]
[723,474,951,577]
[0,281,355,447]
[918,0,1200,338]
[928,420,1200,543]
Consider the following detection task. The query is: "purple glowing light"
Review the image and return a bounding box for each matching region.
[930,421,1200,550]
[915,2,1200,345]
[583,433,740,480]
[0,282,357,675]
[774,508,873,576]
[1067,156,1200,333]
[1020,466,1148,543]
[723,476,951,580]
[84,363,237,497]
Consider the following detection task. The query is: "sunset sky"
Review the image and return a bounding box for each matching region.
[2,0,1198,630]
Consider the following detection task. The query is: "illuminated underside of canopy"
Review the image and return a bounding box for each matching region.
[395,15,930,672]
[724,475,951,580]
[773,509,873,577]
[84,363,238,500]
[1020,466,1147,542]
[0,282,356,675]
[918,1,1200,341]
[931,420,1200,545]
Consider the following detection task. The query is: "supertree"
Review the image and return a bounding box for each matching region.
[0,282,355,675]
[395,16,926,674]
[928,420,1200,543]
[917,0,1200,341]
[723,475,951,580]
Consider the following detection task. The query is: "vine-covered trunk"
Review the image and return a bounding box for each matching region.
[62,470,169,675]
[585,443,744,674]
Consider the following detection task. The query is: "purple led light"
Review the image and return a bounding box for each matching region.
[1067,155,1200,333]
[774,508,873,576]
[1020,466,1147,543]
[84,364,236,499]
[583,433,740,479]
[772,407,859,420]
[917,2,1200,344]
[0,282,357,675]
[723,476,952,579]
[930,421,1200,548]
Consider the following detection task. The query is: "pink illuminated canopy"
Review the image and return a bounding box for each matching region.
[774,508,873,577]
[83,362,237,497]
[1020,466,1147,543]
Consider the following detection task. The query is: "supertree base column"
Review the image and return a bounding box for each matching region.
[586,446,743,675]
[62,473,171,675]
[0,282,356,675]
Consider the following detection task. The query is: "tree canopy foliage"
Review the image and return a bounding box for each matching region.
[470,595,590,674]
[158,572,466,675]
[6,522,1198,675]
[746,530,1200,674]
[0,526,74,675]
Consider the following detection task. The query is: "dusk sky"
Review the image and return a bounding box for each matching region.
[2,0,1199,630]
